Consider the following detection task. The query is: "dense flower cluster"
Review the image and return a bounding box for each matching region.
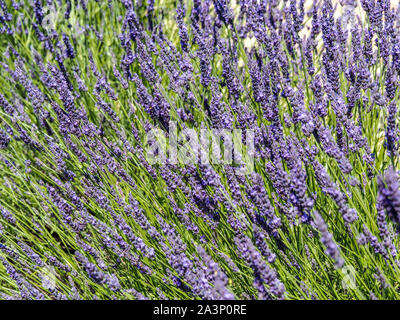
[0,0,400,300]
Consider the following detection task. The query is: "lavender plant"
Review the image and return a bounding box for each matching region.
[0,0,399,300]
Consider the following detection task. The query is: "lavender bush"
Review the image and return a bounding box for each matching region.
[0,0,399,300]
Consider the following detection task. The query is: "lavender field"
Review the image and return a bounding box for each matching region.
[0,0,398,300]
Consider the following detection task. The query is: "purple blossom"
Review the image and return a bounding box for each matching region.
[378,167,400,225]
[313,211,344,268]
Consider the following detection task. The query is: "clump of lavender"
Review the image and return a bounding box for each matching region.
[0,0,399,301]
